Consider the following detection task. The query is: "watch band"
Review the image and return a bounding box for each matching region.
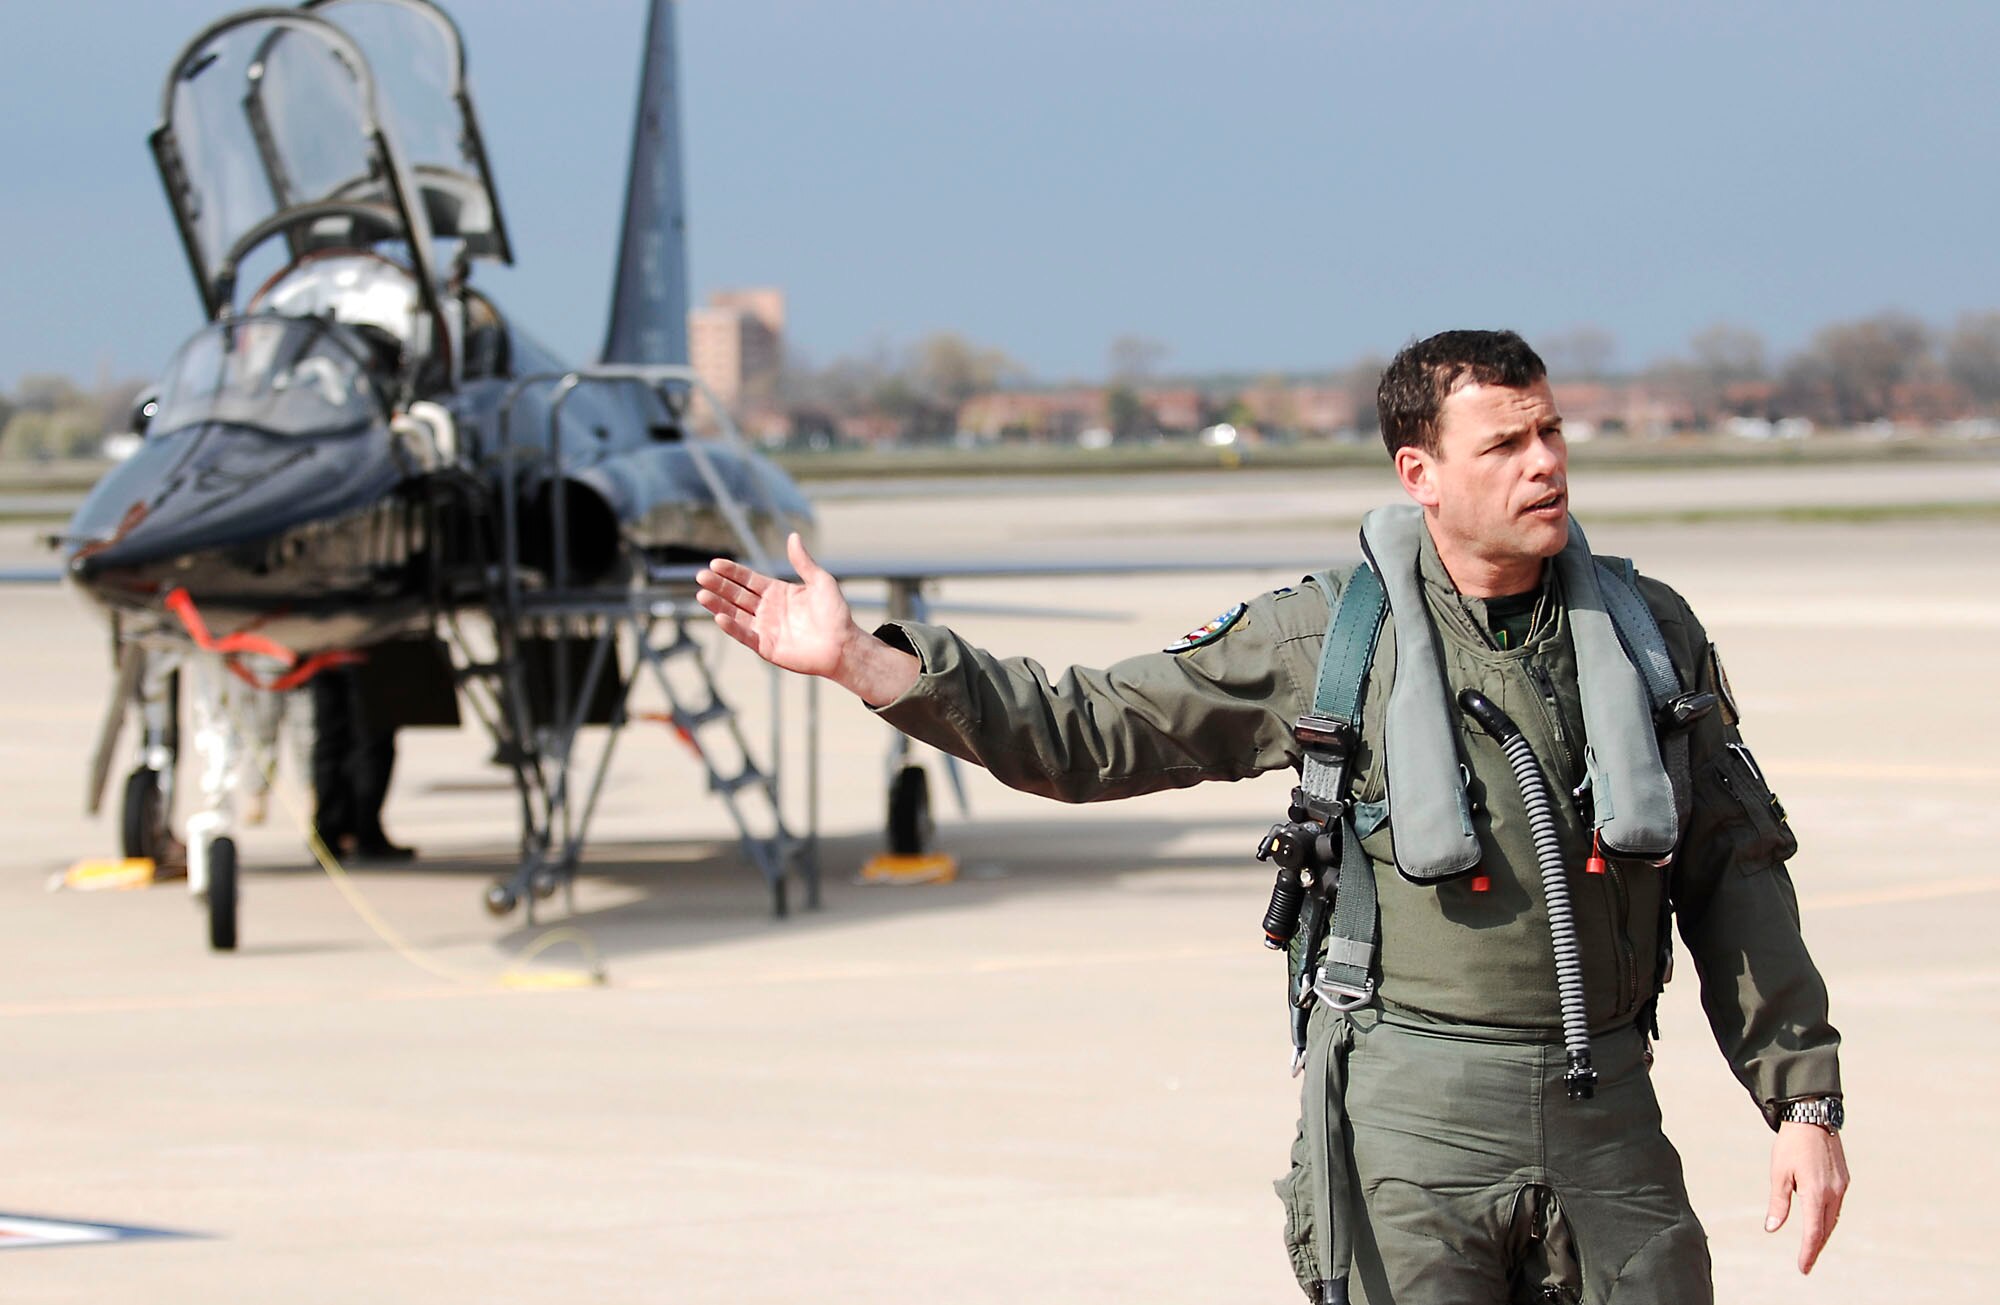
[1778,1096,1844,1133]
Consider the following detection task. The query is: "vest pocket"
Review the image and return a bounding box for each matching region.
[1708,743,1798,873]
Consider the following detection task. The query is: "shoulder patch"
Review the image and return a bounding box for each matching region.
[1165,602,1246,653]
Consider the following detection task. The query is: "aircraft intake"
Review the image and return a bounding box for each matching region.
[518,475,624,586]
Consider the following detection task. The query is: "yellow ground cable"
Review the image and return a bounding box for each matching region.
[230,697,606,989]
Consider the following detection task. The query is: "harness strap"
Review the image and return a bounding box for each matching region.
[1298,566,1385,1006]
[1300,565,1385,812]
[1317,816,1377,1004]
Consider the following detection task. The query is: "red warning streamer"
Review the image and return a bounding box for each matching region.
[163,587,362,690]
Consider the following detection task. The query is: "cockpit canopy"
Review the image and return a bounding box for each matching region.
[151,0,509,325]
[149,316,387,440]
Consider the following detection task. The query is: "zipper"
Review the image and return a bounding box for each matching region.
[1526,660,1576,782]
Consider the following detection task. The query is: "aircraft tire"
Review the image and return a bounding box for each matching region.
[208,837,238,952]
[887,764,933,856]
[122,767,163,862]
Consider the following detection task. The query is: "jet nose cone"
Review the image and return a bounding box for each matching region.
[62,419,405,609]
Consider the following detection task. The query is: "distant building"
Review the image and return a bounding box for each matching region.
[1137,386,1203,432]
[688,288,784,417]
[957,389,1109,442]
[1551,381,1694,437]
[1238,383,1357,437]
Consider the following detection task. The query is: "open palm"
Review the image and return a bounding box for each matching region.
[695,533,854,677]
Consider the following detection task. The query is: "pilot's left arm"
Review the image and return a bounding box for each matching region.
[1645,579,1848,1273]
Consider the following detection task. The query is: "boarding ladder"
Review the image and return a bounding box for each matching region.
[460,365,814,921]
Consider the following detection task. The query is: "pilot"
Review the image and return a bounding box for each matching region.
[692,330,1847,1303]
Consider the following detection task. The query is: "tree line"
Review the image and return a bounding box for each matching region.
[0,373,148,461]
[769,310,2000,444]
[6,309,2000,459]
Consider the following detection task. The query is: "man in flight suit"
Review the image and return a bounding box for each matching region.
[694,330,1848,1302]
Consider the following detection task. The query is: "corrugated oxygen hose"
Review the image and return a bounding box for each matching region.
[1457,689,1597,1100]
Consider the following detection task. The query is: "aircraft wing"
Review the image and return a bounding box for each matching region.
[647,555,1335,586]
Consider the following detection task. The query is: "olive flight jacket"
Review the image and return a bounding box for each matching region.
[871,528,1842,1127]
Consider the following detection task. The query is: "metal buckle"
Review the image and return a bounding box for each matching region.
[1313,970,1376,1011]
[1294,713,1356,758]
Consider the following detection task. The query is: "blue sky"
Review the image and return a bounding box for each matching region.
[3,1,1994,388]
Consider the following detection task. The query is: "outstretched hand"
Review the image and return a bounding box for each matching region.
[695,533,920,705]
[697,533,855,677]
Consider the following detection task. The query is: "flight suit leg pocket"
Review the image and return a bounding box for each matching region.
[1276,1007,1356,1299]
[1276,1120,1323,1298]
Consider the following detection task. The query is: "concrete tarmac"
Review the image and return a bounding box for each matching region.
[1,463,1995,1301]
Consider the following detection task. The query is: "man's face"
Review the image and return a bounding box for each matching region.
[1395,378,1569,583]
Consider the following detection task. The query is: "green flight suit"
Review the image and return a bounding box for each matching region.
[870,520,1841,1303]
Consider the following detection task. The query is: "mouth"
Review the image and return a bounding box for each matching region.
[1522,488,1567,517]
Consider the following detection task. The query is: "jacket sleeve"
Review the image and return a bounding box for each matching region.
[1645,579,1843,1127]
[866,585,1327,804]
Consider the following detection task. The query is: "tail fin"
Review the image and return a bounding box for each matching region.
[601,0,691,365]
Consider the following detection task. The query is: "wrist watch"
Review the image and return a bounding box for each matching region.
[1778,1096,1844,1133]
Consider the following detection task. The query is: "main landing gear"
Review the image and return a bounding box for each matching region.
[205,836,238,952]
[887,763,933,856]
[121,767,169,863]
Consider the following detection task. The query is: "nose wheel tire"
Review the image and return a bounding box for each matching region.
[887,764,933,856]
[207,836,238,952]
[122,768,166,862]
[485,882,519,916]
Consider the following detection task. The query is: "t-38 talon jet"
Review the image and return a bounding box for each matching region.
[32,0,1320,953]
[51,0,829,950]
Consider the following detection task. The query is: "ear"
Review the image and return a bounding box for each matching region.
[1394,445,1441,509]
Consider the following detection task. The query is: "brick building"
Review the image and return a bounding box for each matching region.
[688,288,784,417]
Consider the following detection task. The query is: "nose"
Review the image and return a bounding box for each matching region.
[1526,428,1566,478]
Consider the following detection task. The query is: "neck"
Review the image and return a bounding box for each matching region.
[1424,519,1546,597]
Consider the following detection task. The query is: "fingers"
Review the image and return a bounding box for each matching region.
[696,567,762,613]
[704,557,770,594]
[1799,1150,1850,1275]
[1764,1168,1793,1235]
[1796,1188,1835,1275]
[787,531,826,583]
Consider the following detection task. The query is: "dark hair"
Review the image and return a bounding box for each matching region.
[1377,329,1547,458]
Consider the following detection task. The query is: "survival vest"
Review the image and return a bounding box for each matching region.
[1285,506,1702,1055]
